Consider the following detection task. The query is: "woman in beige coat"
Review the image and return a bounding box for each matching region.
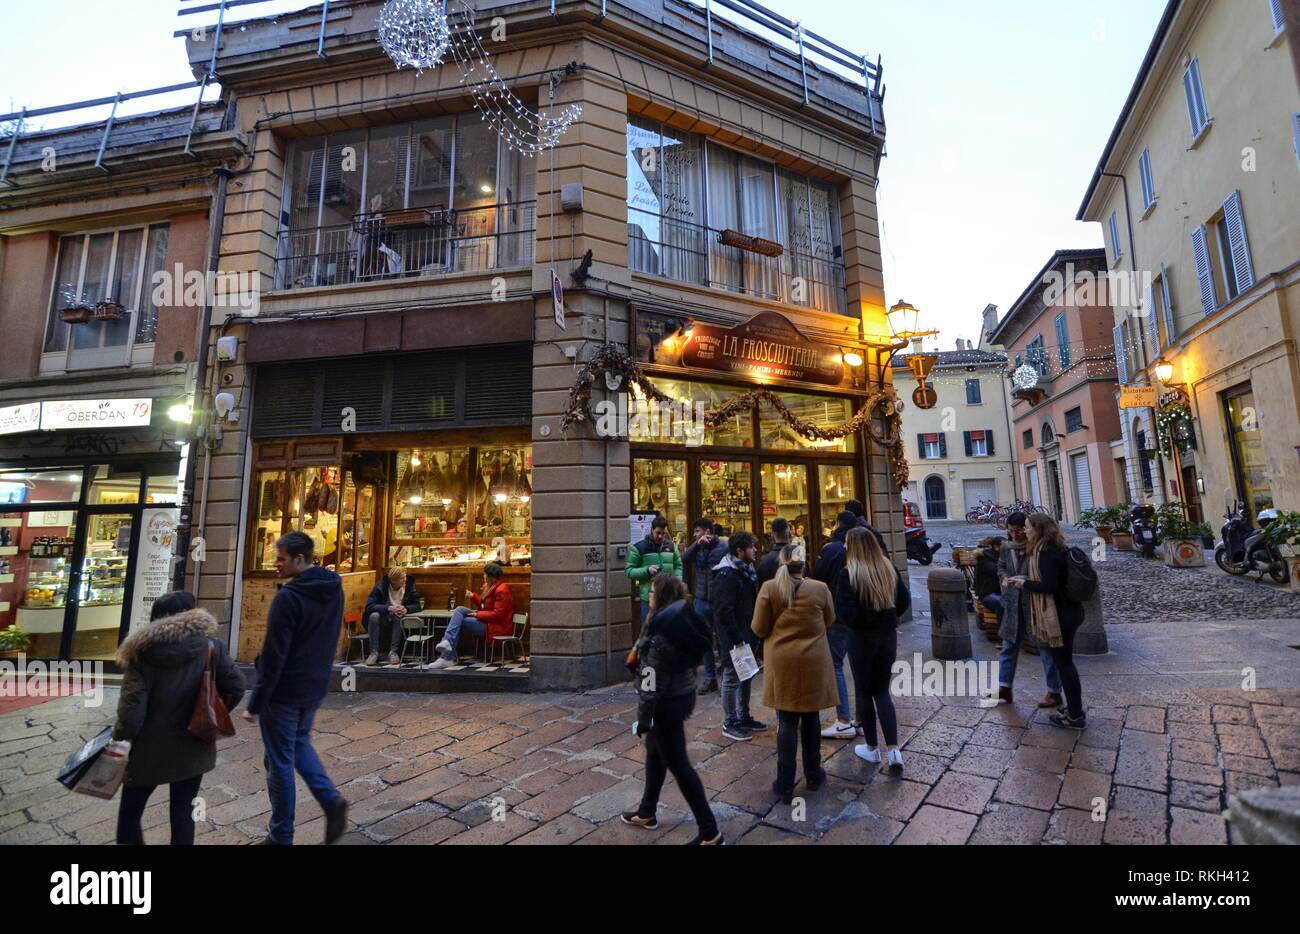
[751,545,838,803]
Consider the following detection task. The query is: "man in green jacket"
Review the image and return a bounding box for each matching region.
[627,515,683,628]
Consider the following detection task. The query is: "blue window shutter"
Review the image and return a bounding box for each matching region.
[1113,324,1129,384]
[1292,113,1300,173]
[1108,211,1122,259]
[1221,190,1255,294]
[1145,280,1160,352]
[1160,263,1176,343]
[1272,0,1286,33]
[1139,149,1155,208]
[1191,225,1217,315]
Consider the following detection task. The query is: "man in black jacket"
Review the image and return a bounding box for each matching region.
[811,511,860,739]
[682,517,728,694]
[711,532,765,742]
[756,517,791,585]
[242,531,348,845]
[363,567,424,667]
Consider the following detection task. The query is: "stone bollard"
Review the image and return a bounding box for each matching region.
[1074,591,1108,655]
[929,567,972,660]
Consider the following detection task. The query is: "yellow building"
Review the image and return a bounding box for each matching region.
[1079,0,1300,524]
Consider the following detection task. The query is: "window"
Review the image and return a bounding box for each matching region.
[1054,313,1071,370]
[278,118,535,288]
[965,379,982,405]
[918,432,946,460]
[1183,57,1210,140]
[1156,264,1177,346]
[626,118,844,312]
[1136,429,1155,492]
[1271,0,1286,35]
[1213,215,1240,302]
[1108,211,1123,261]
[963,430,992,457]
[760,393,855,453]
[1292,113,1300,174]
[1023,428,1034,449]
[43,224,170,368]
[1065,407,1084,432]
[1198,192,1255,311]
[1026,334,1048,378]
[1113,323,1129,384]
[1138,147,1156,210]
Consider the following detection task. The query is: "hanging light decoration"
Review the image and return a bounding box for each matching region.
[378,0,452,74]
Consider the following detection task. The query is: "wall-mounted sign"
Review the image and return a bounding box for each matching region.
[0,403,41,436]
[675,311,845,386]
[38,399,153,431]
[552,271,565,332]
[1158,386,1189,409]
[1119,386,1158,409]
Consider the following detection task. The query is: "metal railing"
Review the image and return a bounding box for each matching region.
[274,201,536,290]
[628,208,846,313]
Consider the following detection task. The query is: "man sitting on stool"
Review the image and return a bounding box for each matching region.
[425,563,515,670]
[364,567,423,666]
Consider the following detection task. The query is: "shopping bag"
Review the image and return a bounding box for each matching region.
[73,740,130,800]
[57,726,112,790]
[729,643,760,682]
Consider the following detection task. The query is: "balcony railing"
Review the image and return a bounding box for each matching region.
[274,201,536,291]
[628,208,847,314]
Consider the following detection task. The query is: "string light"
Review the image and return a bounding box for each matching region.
[378,0,452,73]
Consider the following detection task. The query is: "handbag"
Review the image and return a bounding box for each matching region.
[187,640,236,743]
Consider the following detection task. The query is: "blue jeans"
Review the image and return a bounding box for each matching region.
[441,605,486,661]
[718,641,752,728]
[981,593,1003,621]
[825,623,851,721]
[998,607,1063,693]
[260,701,341,845]
[695,599,717,682]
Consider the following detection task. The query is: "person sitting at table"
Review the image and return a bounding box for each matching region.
[363,567,423,667]
[425,563,515,670]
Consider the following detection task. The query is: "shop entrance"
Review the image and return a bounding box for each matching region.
[0,461,180,663]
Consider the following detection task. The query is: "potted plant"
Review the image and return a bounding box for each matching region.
[1076,507,1111,541]
[1262,510,1300,594]
[0,623,31,658]
[1157,505,1212,567]
[1108,503,1134,551]
[91,299,125,321]
[59,299,95,324]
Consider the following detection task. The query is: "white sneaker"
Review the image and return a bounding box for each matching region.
[886,748,905,771]
[424,657,456,671]
[435,639,453,654]
[854,743,881,764]
[821,720,856,740]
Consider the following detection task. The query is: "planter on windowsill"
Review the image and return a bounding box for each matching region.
[1110,531,1133,551]
[91,300,125,321]
[1163,539,1206,568]
[59,303,94,324]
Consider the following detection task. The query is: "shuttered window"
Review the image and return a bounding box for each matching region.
[1183,57,1210,139]
[1271,0,1286,34]
[1055,313,1070,370]
[1108,211,1123,261]
[1138,148,1156,209]
[1159,264,1177,344]
[1191,225,1218,315]
[1221,190,1255,295]
[1144,280,1160,354]
[251,345,532,437]
[1113,324,1129,384]
[1292,113,1300,173]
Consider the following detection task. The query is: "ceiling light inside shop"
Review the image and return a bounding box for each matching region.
[480,183,493,194]
[494,493,508,503]
[408,494,423,504]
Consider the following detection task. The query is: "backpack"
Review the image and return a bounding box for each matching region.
[1064,546,1099,603]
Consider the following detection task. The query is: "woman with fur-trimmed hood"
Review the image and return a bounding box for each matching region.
[112,591,245,845]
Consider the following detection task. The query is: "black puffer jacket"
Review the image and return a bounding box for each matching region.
[831,567,912,632]
[635,599,712,727]
[974,547,1001,598]
[1021,543,1085,629]
[113,609,245,788]
[710,559,760,653]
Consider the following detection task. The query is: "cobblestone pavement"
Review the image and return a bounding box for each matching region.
[3,671,1297,845]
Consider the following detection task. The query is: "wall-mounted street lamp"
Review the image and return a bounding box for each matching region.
[865,300,941,406]
[1154,361,1175,383]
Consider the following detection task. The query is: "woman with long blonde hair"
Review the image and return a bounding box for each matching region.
[832,528,911,772]
[1005,512,1086,730]
[751,544,838,804]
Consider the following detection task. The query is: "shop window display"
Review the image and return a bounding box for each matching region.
[818,464,857,538]
[633,458,689,549]
[760,463,809,544]
[700,460,752,535]
[629,377,751,448]
[760,392,855,453]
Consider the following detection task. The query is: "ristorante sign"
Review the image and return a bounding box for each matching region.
[679,312,845,386]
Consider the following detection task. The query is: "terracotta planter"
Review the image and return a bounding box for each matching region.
[0,649,25,660]
[1096,527,1113,543]
[1288,559,1300,595]
[1111,531,1133,551]
[1164,539,1206,567]
[60,305,92,324]
[91,300,125,321]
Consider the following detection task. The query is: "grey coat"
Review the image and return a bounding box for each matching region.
[113,608,245,788]
[996,543,1028,643]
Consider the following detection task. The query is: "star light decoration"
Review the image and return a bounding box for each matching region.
[378,0,452,73]
[1011,364,1040,391]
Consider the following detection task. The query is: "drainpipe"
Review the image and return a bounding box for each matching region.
[173,95,237,597]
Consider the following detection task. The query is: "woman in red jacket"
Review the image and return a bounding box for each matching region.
[426,563,515,669]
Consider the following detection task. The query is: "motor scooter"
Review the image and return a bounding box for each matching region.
[905,526,941,565]
[1131,503,1158,559]
[1214,499,1252,575]
[1242,507,1290,584]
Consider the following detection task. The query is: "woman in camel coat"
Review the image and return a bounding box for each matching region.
[751,545,838,802]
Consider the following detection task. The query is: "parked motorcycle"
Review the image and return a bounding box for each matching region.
[1131,503,1158,559]
[1214,500,1290,583]
[905,526,941,565]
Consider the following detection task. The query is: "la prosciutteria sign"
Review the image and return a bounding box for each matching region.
[680,312,845,386]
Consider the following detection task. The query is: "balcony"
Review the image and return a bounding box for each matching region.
[629,208,847,314]
[274,202,535,291]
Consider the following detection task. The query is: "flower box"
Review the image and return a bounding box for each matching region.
[60,304,93,324]
[1163,539,1206,568]
[1110,531,1133,551]
[91,300,125,321]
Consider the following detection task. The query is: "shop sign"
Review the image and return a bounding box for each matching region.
[552,271,565,332]
[129,507,179,635]
[38,399,153,431]
[1119,386,1158,409]
[0,403,41,436]
[678,311,845,386]
[1158,386,1189,409]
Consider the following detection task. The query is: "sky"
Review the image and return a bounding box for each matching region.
[0,0,1167,347]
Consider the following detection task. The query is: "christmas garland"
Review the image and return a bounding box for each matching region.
[1155,401,1197,459]
[560,344,911,491]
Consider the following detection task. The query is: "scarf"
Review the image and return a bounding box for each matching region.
[1027,545,1063,648]
[728,554,758,586]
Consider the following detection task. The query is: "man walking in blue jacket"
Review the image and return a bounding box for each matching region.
[242,531,348,845]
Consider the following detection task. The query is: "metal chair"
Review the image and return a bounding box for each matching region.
[489,613,528,665]
[400,615,436,666]
[341,613,368,664]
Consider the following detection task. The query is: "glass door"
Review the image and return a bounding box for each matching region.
[69,511,135,660]
[1223,388,1272,522]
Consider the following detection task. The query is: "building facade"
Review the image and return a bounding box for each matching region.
[177,0,898,690]
[989,249,1124,524]
[0,104,246,663]
[1078,0,1300,524]
[896,341,1017,521]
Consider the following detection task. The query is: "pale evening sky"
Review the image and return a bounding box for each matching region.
[0,0,1167,347]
